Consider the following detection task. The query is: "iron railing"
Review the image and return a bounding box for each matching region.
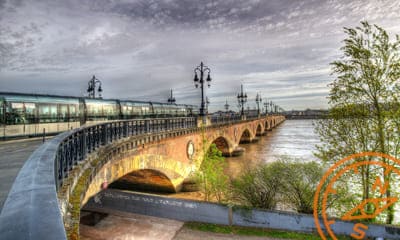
[210,114,269,124]
[54,117,196,189]
[210,114,241,124]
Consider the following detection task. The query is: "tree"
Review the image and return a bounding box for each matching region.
[315,21,400,223]
[280,161,324,214]
[196,143,229,202]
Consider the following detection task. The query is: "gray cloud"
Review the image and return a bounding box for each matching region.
[0,0,399,111]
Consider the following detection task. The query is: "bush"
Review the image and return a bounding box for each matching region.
[231,161,286,209]
[231,159,324,214]
[279,161,324,214]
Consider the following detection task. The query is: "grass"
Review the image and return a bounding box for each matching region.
[184,222,353,240]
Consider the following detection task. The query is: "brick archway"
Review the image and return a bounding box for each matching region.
[211,136,231,156]
[239,128,253,143]
[256,124,264,136]
[110,169,177,193]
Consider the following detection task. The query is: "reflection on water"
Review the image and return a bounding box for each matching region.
[225,119,320,178]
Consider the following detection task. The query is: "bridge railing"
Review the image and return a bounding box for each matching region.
[210,114,270,125]
[54,117,197,189]
[0,117,196,240]
[210,114,241,124]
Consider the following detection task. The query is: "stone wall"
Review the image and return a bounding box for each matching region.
[85,189,400,240]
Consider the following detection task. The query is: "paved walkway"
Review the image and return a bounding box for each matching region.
[0,138,47,210]
[80,207,286,240]
[80,208,183,240]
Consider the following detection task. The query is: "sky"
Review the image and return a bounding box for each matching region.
[0,0,399,112]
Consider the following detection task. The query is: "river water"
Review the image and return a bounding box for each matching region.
[225,119,320,178]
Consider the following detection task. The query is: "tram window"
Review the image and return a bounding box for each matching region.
[59,105,69,122]
[121,102,146,118]
[122,105,131,115]
[24,103,37,123]
[103,104,117,119]
[86,102,102,118]
[10,102,24,124]
[132,106,141,116]
[0,100,3,124]
[142,106,150,116]
[86,100,118,120]
[152,105,163,115]
[39,104,58,122]
[69,105,78,121]
[121,105,131,118]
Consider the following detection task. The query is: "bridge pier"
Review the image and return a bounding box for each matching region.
[227,146,245,157]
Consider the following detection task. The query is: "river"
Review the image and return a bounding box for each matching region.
[225,119,320,178]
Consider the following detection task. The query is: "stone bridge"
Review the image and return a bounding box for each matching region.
[82,116,284,204]
[0,115,284,239]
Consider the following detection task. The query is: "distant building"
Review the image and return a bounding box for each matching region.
[284,109,328,119]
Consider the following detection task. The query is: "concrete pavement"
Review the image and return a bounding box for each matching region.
[0,138,47,210]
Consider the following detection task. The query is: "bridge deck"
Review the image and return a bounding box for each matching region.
[0,138,46,210]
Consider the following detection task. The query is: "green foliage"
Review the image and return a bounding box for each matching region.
[231,160,285,210]
[231,159,324,214]
[279,160,324,214]
[315,21,400,224]
[196,143,230,202]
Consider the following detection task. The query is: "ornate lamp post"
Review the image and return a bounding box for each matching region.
[193,62,211,117]
[264,99,269,115]
[224,100,229,112]
[167,89,176,104]
[255,93,262,116]
[237,84,247,117]
[269,101,274,114]
[87,75,102,98]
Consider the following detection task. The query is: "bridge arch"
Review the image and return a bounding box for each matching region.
[82,152,189,204]
[256,124,264,136]
[239,128,254,144]
[210,136,233,157]
[110,169,177,193]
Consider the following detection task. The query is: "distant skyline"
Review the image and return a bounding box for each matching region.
[1,0,400,111]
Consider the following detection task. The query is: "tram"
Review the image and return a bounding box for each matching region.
[0,92,198,139]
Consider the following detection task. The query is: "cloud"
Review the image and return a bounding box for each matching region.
[0,0,399,111]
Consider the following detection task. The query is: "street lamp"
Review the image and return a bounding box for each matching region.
[167,89,176,104]
[237,84,247,116]
[269,101,274,114]
[193,62,212,117]
[87,75,103,98]
[224,100,229,112]
[255,93,262,116]
[264,99,269,114]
